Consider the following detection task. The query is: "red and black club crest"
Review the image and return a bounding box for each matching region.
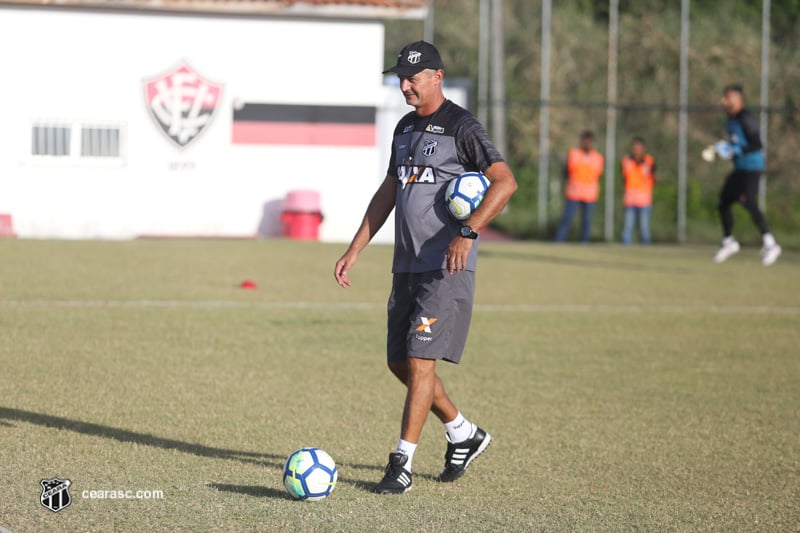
[144,60,223,148]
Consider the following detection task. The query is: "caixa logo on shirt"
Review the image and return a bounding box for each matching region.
[397,165,436,188]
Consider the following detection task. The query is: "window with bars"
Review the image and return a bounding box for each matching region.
[81,127,121,158]
[31,125,71,156]
[30,122,125,162]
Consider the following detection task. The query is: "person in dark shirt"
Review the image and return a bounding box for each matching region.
[712,84,781,266]
[334,41,517,495]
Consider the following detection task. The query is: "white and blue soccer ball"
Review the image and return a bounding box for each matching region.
[283,447,338,501]
[445,172,490,221]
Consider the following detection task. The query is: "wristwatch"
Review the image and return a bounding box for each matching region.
[459,225,479,239]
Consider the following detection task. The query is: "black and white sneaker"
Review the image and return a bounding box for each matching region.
[372,452,413,494]
[437,426,492,483]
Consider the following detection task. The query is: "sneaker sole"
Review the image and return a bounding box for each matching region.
[714,242,741,264]
[373,485,412,495]
[762,248,781,266]
[463,432,492,471]
[714,251,739,263]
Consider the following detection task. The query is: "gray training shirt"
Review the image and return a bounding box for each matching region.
[388,99,504,274]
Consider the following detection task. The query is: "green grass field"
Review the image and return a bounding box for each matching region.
[1,239,798,532]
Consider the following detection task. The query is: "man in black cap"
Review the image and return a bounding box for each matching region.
[334,41,517,494]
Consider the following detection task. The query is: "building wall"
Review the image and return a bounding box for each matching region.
[0,7,387,241]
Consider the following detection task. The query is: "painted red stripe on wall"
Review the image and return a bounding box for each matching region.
[232,121,376,146]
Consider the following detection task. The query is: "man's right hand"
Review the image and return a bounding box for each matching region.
[334,250,358,288]
[333,174,397,289]
[714,141,734,160]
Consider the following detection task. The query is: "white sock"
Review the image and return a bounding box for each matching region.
[396,439,417,472]
[763,233,776,248]
[723,236,737,245]
[444,412,475,443]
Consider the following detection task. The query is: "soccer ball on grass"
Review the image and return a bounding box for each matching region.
[283,447,337,501]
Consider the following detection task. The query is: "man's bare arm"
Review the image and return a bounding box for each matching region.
[446,161,518,274]
[334,175,397,288]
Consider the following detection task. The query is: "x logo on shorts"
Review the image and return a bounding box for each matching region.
[416,316,437,333]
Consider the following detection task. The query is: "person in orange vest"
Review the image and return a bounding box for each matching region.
[554,131,605,242]
[621,137,656,245]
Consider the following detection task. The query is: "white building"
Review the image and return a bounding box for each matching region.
[0,0,434,242]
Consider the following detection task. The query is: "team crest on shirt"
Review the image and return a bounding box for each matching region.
[397,165,436,188]
[422,139,438,157]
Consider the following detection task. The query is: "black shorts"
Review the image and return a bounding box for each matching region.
[719,170,762,206]
[387,270,475,364]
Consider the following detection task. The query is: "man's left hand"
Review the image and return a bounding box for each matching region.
[446,235,473,274]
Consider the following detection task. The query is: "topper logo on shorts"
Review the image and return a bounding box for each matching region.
[40,478,72,513]
[416,317,437,333]
[397,165,436,188]
[414,316,436,342]
[144,61,223,148]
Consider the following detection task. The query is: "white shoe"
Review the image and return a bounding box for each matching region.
[714,239,740,263]
[761,244,782,266]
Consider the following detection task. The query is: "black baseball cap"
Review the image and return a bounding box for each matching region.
[383,41,445,76]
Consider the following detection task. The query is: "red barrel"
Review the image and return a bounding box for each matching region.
[0,214,15,238]
[280,190,323,241]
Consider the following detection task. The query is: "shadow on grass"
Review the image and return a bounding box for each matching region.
[209,483,292,500]
[0,406,284,467]
[210,477,379,498]
[0,406,384,492]
[338,465,439,490]
[335,472,438,492]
